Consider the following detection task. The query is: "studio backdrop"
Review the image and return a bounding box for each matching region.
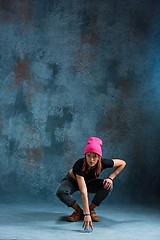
[0,0,159,204]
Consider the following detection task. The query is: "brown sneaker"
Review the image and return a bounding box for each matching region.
[67,210,84,222]
[90,209,99,222]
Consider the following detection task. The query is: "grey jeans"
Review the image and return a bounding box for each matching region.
[56,172,113,207]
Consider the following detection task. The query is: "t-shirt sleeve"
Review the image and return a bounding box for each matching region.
[73,159,85,177]
[101,158,114,169]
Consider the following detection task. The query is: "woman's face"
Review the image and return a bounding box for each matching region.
[85,152,99,168]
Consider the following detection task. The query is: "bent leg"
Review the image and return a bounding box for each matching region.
[92,186,113,206]
[87,178,113,206]
[56,173,79,207]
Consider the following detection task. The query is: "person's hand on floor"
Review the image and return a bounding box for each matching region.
[82,215,93,231]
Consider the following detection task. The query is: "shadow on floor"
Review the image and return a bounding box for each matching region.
[0,210,141,230]
[56,214,140,228]
[39,225,93,233]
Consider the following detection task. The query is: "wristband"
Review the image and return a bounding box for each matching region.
[107,177,113,181]
[85,213,90,216]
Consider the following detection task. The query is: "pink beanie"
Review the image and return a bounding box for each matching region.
[84,137,102,157]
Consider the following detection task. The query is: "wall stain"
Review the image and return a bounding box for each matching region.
[45,107,73,155]
[100,99,142,200]
[119,77,134,98]
[26,147,42,172]
[73,9,101,75]
[129,2,156,45]
[19,145,42,173]
[17,123,43,173]
[9,55,41,106]
[63,135,76,170]
[45,63,61,91]
[100,99,142,159]
[100,104,129,144]
[0,0,34,32]
[0,0,17,24]
[108,60,135,98]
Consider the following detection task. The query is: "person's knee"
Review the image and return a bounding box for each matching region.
[56,187,64,199]
[104,186,113,197]
[105,185,113,192]
[56,186,70,200]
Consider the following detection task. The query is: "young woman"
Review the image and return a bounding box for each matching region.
[56,137,126,230]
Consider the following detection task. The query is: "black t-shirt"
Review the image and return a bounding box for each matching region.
[72,158,114,182]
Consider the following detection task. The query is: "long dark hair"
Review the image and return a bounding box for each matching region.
[82,155,102,177]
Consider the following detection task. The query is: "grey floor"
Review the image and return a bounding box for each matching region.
[0,202,160,240]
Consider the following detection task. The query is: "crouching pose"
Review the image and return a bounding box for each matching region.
[56,137,126,230]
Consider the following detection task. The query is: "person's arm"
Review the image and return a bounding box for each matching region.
[103,159,126,190]
[76,174,93,230]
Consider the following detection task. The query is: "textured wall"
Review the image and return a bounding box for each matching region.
[0,0,160,204]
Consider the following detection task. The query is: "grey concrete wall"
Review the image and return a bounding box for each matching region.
[0,0,159,204]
